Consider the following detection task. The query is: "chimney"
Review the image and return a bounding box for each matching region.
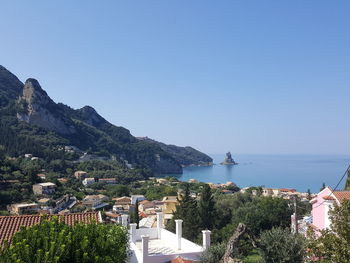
[202,230,211,250]
[175,219,183,250]
[157,212,163,239]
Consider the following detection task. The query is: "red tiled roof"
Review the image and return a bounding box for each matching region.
[0,212,100,246]
[167,257,199,263]
[280,188,296,192]
[333,191,350,202]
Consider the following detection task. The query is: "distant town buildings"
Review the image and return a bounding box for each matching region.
[32,182,56,195]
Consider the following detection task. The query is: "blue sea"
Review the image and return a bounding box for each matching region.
[173,154,350,193]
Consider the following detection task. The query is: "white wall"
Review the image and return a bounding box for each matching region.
[134,228,158,240]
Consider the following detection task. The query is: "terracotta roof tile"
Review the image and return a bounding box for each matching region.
[0,212,100,246]
[333,191,350,202]
[167,257,199,263]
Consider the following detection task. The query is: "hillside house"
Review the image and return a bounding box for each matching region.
[32,182,56,195]
[113,196,132,214]
[82,177,96,186]
[8,203,38,215]
[36,173,46,180]
[74,171,87,179]
[139,200,164,215]
[310,186,350,232]
[82,194,108,210]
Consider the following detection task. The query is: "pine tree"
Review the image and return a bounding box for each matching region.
[199,184,215,230]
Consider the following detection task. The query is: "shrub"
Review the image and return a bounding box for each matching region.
[259,227,305,263]
[200,243,226,263]
[0,217,128,263]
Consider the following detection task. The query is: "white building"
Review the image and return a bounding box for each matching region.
[127,213,210,263]
[82,178,96,186]
[82,194,108,210]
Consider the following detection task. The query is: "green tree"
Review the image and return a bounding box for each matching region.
[259,227,306,263]
[320,182,326,192]
[0,217,128,263]
[131,199,140,228]
[307,200,350,262]
[167,183,201,241]
[307,189,312,200]
[0,145,5,161]
[199,184,215,230]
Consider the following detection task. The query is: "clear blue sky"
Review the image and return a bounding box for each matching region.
[1,1,350,155]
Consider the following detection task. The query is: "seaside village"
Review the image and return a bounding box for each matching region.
[2,163,350,263]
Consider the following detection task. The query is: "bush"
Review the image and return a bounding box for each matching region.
[0,217,129,263]
[259,227,305,263]
[200,243,226,263]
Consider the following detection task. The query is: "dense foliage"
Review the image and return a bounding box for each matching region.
[200,243,226,263]
[259,227,306,263]
[167,185,310,262]
[0,217,128,263]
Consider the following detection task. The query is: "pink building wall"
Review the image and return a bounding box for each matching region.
[311,187,332,231]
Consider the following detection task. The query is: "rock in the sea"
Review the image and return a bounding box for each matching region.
[221,151,237,165]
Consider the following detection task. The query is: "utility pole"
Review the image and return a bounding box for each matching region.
[293,195,298,234]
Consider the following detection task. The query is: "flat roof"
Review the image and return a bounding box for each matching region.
[14,203,37,207]
[135,237,202,255]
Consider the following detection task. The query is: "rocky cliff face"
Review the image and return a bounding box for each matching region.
[17,79,76,135]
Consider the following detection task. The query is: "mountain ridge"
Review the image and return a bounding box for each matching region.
[0,65,212,175]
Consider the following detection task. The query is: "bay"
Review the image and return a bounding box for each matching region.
[172,154,350,193]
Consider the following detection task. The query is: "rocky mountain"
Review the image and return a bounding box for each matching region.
[137,137,213,166]
[0,65,211,174]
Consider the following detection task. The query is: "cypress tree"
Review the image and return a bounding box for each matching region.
[198,184,215,230]
[167,183,200,241]
[132,199,140,228]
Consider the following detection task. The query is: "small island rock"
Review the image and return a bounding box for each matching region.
[221,152,237,165]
